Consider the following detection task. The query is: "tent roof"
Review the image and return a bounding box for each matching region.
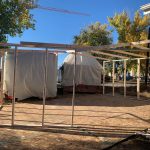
[64,52,103,68]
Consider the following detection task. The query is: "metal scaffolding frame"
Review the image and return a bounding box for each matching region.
[0,39,150,127]
[103,57,150,100]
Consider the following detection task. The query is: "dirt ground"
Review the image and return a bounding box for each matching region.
[0,128,103,150]
[0,94,150,149]
[110,138,150,150]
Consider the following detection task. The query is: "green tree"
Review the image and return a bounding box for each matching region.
[108,11,150,82]
[74,22,112,46]
[108,11,150,43]
[0,0,35,42]
[73,22,113,74]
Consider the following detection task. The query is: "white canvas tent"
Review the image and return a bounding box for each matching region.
[62,52,103,87]
[3,51,57,100]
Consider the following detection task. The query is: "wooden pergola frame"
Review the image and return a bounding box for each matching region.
[102,57,149,99]
[110,50,147,58]
[91,50,129,59]
[0,39,150,128]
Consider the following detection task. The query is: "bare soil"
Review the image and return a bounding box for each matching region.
[104,82,150,97]
[0,94,150,149]
[110,136,150,150]
[0,128,103,150]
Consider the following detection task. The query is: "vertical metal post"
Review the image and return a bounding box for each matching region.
[12,46,17,126]
[124,60,127,98]
[0,50,5,105]
[137,59,140,99]
[42,48,48,127]
[103,61,105,95]
[112,61,115,96]
[71,50,76,127]
[145,27,150,86]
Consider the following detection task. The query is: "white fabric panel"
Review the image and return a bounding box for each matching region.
[62,52,103,86]
[3,51,57,100]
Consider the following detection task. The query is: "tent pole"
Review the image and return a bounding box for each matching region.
[103,61,105,95]
[137,59,140,99]
[42,48,48,127]
[124,60,127,98]
[71,50,76,127]
[12,46,17,126]
[112,61,115,96]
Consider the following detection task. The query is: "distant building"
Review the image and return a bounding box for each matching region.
[140,3,150,15]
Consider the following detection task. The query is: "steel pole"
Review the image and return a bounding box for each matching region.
[71,50,76,127]
[12,46,17,126]
[0,49,5,105]
[145,27,150,85]
[137,59,140,99]
[112,61,115,96]
[103,61,105,95]
[42,48,48,127]
[124,60,127,98]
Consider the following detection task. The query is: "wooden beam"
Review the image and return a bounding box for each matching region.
[91,51,129,59]
[131,40,150,45]
[111,50,147,58]
[0,42,20,47]
[95,57,111,61]
[0,48,67,54]
[133,45,150,51]
[20,41,130,51]
[0,39,150,51]
[69,52,111,61]
[20,40,150,51]
[107,48,150,52]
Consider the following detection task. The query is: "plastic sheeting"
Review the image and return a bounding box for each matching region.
[62,52,103,86]
[3,51,57,100]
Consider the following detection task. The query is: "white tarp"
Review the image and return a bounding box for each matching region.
[3,51,57,100]
[62,52,103,86]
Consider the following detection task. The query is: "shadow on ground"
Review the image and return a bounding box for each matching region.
[17,94,150,107]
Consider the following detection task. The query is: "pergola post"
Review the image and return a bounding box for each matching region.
[145,28,150,85]
[124,60,127,98]
[112,61,115,96]
[103,61,105,95]
[137,59,140,99]
[42,48,48,127]
[71,50,76,127]
[0,50,5,105]
[12,46,17,126]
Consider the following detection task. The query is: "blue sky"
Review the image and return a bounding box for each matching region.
[8,0,150,66]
